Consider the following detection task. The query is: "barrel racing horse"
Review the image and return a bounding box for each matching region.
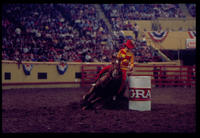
[81,57,125,110]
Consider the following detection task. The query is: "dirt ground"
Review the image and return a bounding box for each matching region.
[2,87,196,133]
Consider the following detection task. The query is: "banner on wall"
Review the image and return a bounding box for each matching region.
[188,31,196,39]
[186,39,196,49]
[57,62,68,75]
[148,31,168,42]
[23,64,33,75]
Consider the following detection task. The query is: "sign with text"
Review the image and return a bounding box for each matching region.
[186,39,196,49]
[129,88,151,101]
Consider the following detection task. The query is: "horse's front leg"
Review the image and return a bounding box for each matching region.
[82,96,102,110]
[90,97,102,104]
[83,74,109,100]
[82,83,96,101]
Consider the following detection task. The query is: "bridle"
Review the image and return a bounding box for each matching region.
[110,58,122,79]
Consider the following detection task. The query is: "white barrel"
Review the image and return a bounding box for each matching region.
[128,76,151,111]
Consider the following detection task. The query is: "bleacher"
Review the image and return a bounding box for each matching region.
[2,4,196,64]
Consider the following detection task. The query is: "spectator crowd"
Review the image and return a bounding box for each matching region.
[186,4,196,17]
[101,4,186,31]
[2,4,194,63]
[2,4,114,62]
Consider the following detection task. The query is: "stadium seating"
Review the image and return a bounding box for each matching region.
[2,4,196,63]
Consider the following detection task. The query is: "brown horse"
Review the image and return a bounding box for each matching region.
[81,58,124,110]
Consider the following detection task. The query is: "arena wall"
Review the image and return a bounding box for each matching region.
[2,61,82,89]
[2,60,180,89]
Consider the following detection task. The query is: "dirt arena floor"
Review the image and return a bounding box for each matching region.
[2,87,196,133]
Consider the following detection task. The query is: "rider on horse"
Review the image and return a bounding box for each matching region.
[82,39,135,101]
[117,39,135,96]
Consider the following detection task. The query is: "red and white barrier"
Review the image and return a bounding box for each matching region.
[128,76,151,111]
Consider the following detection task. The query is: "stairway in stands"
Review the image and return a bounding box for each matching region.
[145,36,171,62]
[94,4,112,33]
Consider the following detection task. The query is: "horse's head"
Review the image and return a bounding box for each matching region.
[110,57,122,79]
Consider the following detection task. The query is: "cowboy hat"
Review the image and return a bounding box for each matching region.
[124,40,135,49]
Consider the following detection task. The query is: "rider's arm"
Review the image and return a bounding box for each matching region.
[129,54,134,71]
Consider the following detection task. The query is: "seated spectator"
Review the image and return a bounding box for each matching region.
[2,4,165,63]
[186,4,196,17]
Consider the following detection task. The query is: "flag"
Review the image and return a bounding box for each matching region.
[188,31,196,39]
[57,62,68,75]
[23,64,33,75]
[148,31,168,42]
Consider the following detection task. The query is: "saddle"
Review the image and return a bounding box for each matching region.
[95,60,122,90]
